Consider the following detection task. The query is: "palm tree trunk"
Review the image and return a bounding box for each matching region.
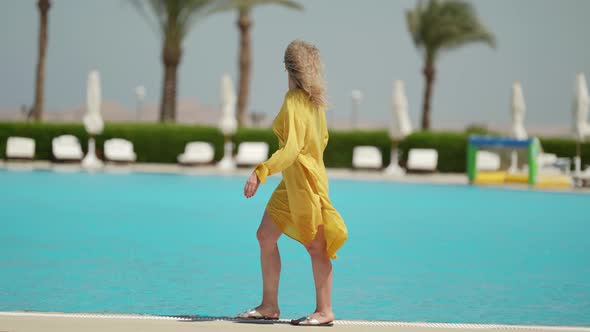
[160,40,182,123]
[160,63,178,122]
[32,0,51,122]
[421,63,435,130]
[237,9,252,128]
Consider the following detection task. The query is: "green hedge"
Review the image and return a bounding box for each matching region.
[233,128,279,155]
[398,131,469,172]
[0,122,392,168]
[233,128,393,168]
[324,130,392,168]
[3,121,587,171]
[1,122,88,161]
[0,122,225,163]
[539,137,590,166]
[95,123,225,163]
[398,131,590,173]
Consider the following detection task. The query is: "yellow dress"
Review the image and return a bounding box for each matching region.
[255,89,348,259]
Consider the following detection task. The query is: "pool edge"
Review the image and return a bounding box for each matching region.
[1,311,588,331]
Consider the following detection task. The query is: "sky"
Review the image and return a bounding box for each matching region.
[1,0,589,131]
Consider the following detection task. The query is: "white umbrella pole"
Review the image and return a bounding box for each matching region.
[217,73,237,172]
[509,151,518,173]
[82,70,104,170]
[509,82,527,174]
[384,140,405,175]
[574,141,582,176]
[82,136,103,169]
[218,136,236,171]
[385,80,411,176]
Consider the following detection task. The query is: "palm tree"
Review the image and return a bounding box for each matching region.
[213,0,303,127]
[133,0,215,122]
[406,0,495,130]
[31,0,51,122]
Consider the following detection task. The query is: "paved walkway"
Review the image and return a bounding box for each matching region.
[1,160,589,193]
[1,312,588,332]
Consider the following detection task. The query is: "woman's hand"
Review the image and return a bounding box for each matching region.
[244,170,261,198]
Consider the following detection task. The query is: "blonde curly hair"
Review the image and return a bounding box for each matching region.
[284,40,328,109]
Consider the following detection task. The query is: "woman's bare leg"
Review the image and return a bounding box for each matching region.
[305,226,335,323]
[254,210,282,318]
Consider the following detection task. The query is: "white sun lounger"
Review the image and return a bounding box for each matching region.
[52,135,83,161]
[235,142,269,166]
[104,138,137,163]
[5,136,35,160]
[476,150,501,171]
[178,142,215,165]
[538,153,557,167]
[538,153,571,174]
[352,146,383,169]
[406,148,438,172]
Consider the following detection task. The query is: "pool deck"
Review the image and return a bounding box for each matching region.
[1,312,588,332]
[1,160,589,193]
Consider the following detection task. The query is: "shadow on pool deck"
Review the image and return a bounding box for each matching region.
[173,315,292,325]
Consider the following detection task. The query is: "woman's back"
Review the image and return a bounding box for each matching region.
[274,89,329,166]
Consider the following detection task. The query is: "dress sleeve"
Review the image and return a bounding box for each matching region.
[255,94,305,184]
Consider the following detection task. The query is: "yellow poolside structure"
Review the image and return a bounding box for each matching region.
[474,171,572,189]
[468,136,573,189]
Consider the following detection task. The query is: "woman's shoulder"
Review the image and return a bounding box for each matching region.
[284,89,312,109]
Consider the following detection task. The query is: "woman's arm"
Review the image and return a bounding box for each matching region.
[244,93,305,198]
[255,96,305,184]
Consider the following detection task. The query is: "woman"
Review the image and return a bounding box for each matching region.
[238,40,348,327]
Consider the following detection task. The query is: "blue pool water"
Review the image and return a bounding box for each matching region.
[0,169,588,326]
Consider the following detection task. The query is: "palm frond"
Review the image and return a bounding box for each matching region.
[209,0,302,15]
[131,0,167,36]
[405,9,420,46]
[248,0,303,10]
[405,0,496,61]
[132,0,216,41]
[177,0,216,38]
[442,28,496,50]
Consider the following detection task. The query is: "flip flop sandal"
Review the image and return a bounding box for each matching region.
[290,316,334,327]
[236,308,279,320]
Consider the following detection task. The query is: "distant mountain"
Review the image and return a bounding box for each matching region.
[0,102,573,137]
[0,98,222,125]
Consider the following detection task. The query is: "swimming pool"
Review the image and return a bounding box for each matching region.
[0,169,588,326]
